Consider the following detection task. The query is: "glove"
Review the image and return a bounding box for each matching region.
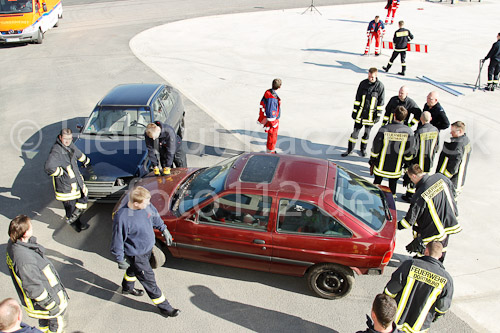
[83,157,90,168]
[48,305,60,316]
[402,174,410,187]
[163,229,173,246]
[405,237,425,254]
[153,166,160,176]
[118,258,130,270]
[163,167,171,175]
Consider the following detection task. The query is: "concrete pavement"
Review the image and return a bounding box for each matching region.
[130,1,500,331]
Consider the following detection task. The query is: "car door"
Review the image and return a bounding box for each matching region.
[175,192,273,272]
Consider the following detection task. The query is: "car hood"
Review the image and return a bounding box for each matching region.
[75,135,147,181]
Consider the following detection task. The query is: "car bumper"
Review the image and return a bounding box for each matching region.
[0,31,37,43]
[85,181,128,202]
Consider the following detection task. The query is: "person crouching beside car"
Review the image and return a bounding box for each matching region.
[145,122,186,176]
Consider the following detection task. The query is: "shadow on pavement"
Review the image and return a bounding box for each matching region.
[189,285,338,332]
[302,48,362,57]
[304,61,367,73]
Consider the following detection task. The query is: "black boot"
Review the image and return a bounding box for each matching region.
[382,64,391,72]
[341,141,355,157]
[359,142,367,157]
[485,83,493,91]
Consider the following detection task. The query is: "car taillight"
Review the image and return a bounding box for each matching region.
[382,250,393,265]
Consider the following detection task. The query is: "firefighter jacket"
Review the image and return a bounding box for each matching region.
[366,20,385,38]
[386,0,400,10]
[370,122,414,179]
[44,137,89,202]
[393,28,413,51]
[399,174,461,244]
[258,89,281,128]
[145,122,181,168]
[411,123,439,173]
[436,134,471,194]
[111,202,167,263]
[352,78,385,126]
[422,102,449,131]
[6,237,68,320]
[383,96,421,127]
[384,256,453,333]
[484,40,500,63]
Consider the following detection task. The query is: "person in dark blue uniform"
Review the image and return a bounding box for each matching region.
[145,122,187,176]
[111,186,179,318]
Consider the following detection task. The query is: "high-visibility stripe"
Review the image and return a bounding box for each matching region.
[152,294,166,305]
[45,300,56,310]
[435,306,448,314]
[395,275,415,323]
[55,314,65,333]
[371,152,379,158]
[50,167,63,177]
[384,287,397,298]
[43,265,59,287]
[456,144,471,193]
[123,273,137,282]
[357,96,366,122]
[66,166,75,179]
[400,219,411,229]
[75,202,88,209]
[361,138,368,144]
[438,157,449,175]
[349,137,357,143]
[413,287,442,331]
[373,167,403,178]
[78,153,87,162]
[378,135,390,171]
[34,289,49,302]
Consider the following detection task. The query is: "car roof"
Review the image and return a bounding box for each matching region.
[98,83,164,107]
[226,153,333,196]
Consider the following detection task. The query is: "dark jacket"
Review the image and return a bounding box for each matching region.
[145,122,181,168]
[393,28,413,51]
[383,96,421,127]
[356,315,402,333]
[111,202,167,263]
[6,237,68,320]
[436,134,472,194]
[11,323,44,332]
[399,174,461,243]
[484,40,500,63]
[412,123,440,173]
[44,137,88,201]
[352,78,385,126]
[384,256,453,332]
[370,122,414,179]
[422,102,449,131]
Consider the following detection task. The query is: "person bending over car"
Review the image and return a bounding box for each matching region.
[145,122,187,176]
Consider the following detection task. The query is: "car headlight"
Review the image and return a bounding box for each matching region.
[23,25,36,34]
[115,177,133,187]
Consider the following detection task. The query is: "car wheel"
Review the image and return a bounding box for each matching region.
[150,243,166,269]
[307,263,354,299]
[35,29,43,44]
[177,115,185,139]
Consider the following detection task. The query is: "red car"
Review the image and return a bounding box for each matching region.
[115,153,397,299]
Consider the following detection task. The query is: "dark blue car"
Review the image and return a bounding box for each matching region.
[74,83,185,201]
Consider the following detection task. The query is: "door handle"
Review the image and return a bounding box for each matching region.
[253,239,265,244]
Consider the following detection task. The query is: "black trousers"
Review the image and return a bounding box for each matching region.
[159,146,187,168]
[122,252,173,312]
[487,61,500,82]
[373,175,398,195]
[388,50,406,69]
[348,122,373,151]
[39,309,67,333]
[62,188,88,218]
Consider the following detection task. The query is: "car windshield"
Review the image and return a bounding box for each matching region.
[82,107,151,136]
[0,0,32,14]
[176,155,239,214]
[334,166,386,231]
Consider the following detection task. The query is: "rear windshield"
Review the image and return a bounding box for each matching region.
[334,166,386,231]
[240,155,279,183]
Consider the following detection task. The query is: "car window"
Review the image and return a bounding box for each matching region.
[277,199,351,237]
[334,166,386,231]
[198,193,271,231]
[153,89,174,123]
[83,107,151,136]
[152,98,167,124]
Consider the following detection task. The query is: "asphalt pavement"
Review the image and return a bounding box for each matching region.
[0,0,496,332]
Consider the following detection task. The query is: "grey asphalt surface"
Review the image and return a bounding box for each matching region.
[0,0,474,332]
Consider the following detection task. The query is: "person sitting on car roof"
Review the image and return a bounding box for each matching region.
[145,122,187,176]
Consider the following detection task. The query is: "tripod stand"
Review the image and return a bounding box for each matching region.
[473,59,485,91]
[302,0,322,15]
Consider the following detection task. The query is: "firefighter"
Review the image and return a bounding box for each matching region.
[257,78,282,154]
[356,294,402,333]
[483,32,500,91]
[365,16,385,56]
[402,111,439,202]
[436,121,472,196]
[384,241,453,333]
[382,86,421,127]
[145,122,187,176]
[342,68,385,157]
[382,21,413,76]
[384,0,400,25]
[370,106,414,196]
[398,164,461,262]
[111,186,180,318]
[422,91,450,131]
[6,215,69,333]
[44,128,89,232]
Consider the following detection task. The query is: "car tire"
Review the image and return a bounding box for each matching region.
[35,29,43,44]
[307,263,354,299]
[177,115,185,139]
[150,243,166,269]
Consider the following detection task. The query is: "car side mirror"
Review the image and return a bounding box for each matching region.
[76,124,83,131]
[42,2,47,12]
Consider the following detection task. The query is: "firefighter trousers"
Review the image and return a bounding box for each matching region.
[159,145,187,168]
[374,175,398,195]
[487,60,500,84]
[348,123,373,152]
[62,188,88,219]
[388,50,406,72]
[38,309,67,333]
[122,252,174,312]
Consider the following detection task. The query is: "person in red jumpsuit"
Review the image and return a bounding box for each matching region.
[365,16,385,56]
[257,78,282,153]
[385,0,400,25]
